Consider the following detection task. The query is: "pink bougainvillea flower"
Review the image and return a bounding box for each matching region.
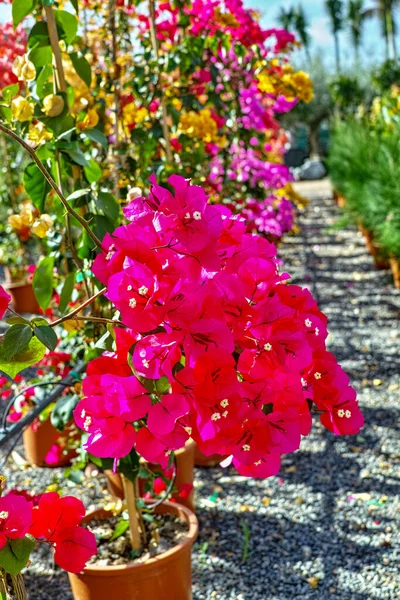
[147,393,190,437]
[0,285,11,320]
[133,333,182,380]
[0,493,32,550]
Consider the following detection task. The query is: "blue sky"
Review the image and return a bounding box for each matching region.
[0,1,392,71]
[245,0,390,71]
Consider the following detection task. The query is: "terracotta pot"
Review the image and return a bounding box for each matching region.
[23,418,77,467]
[68,501,198,600]
[193,443,225,468]
[357,224,389,269]
[390,257,400,288]
[5,281,40,314]
[106,440,196,512]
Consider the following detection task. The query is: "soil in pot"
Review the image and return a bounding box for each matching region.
[69,501,198,600]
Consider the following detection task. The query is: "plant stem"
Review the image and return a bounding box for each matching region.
[0,570,10,600]
[0,124,103,250]
[10,575,27,600]
[148,0,173,165]
[122,475,142,552]
[74,316,124,326]
[44,5,67,93]
[49,287,106,327]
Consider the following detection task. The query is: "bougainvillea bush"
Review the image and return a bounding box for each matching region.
[74,175,363,478]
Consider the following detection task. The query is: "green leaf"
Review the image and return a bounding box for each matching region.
[84,159,102,184]
[70,0,79,13]
[0,337,46,380]
[33,256,54,311]
[110,520,129,541]
[69,52,92,87]
[36,65,53,99]
[6,316,29,326]
[97,192,120,221]
[66,189,90,203]
[2,84,19,104]
[59,272,75,314]
[62,147,89,166]
[50,394,79,431]
[82,128,108,148]
[24,163,51,213]
[87,454,114,470]
[12,0,37,27]
[118,448,140,482]
[33,325,58,351]
[28,22,50,48]
[54,10,78,44]
[3,325,33,359]
[29,45,52,69]
[0,536,36,576]
[0,106,12,122]
[91,215,115,241]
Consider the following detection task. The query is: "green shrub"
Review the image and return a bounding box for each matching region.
[327,118,400,258]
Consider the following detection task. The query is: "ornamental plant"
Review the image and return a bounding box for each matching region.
[0,485,96,598]
[73,174,363,482]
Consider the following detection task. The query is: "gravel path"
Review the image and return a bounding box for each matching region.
[2,181,400,599]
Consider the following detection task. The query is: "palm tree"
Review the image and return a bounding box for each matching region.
[363,0,398,59]
[294,5,311,61]
[348,0,365,64]
[277,7,296,31]
[325,0,344,73]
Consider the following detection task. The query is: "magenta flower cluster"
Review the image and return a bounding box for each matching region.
[74,175,363,478]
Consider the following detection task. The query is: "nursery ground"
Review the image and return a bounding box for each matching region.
[2,180,400,600]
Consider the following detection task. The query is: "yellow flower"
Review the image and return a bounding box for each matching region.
[20,207,34,226]
[12,55,36,83]
[284,71,314,103]
[77,108,99,131]
[28,122,53,145]
[179,109,225,146]
[11,97,33,122]
[8,214,23,230]
[43,94,65,117]
[172,98,182,111]
[213,7,239,28]
[32,215,53,238]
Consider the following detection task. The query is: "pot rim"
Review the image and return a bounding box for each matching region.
[78,500,198,575]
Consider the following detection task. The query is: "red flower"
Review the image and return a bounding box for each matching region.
[29,493,96,573]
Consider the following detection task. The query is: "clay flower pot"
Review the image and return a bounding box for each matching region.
[68,501,198,600]
[390,257,400,288]
[5,281,40,314]
[23,418,77,467]
[106,440,196,512]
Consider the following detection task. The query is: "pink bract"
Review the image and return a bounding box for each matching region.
[74,174,363,478]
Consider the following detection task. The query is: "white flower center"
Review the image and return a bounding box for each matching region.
[242,444,251,451]
[0,511,9,519]
[129,298,137,308]
[314,372,322,380]
[83,416,92,431]
[138,285,148,296]
[220,398,229,408]
[305,318,312,327]
[264,343,272,351]
[142,359,149,369]
[211,413,221,421]
[315,327,319,336]
[193,211,202,220]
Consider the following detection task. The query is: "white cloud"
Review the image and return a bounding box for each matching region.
[310,16,333,47]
